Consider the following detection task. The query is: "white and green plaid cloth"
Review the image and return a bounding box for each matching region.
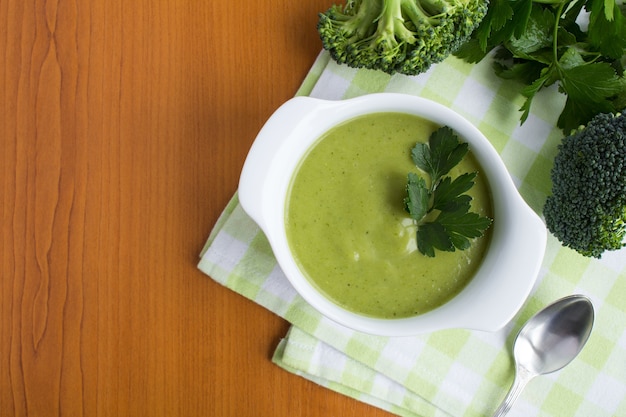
[199,51,626,417]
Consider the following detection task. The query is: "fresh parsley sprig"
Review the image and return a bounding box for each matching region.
[455,0,626,134]
[404,127,492,257]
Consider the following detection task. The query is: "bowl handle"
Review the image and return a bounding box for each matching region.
[238,96,327,230]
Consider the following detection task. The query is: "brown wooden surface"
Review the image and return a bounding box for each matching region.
[1,1,393,416]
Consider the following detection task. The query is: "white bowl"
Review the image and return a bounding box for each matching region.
[239,93,546,336]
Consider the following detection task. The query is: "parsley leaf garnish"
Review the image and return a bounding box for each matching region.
[455,0,626,134]
[404,127,492,257]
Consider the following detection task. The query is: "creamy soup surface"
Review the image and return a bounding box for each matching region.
[285,113,493,318]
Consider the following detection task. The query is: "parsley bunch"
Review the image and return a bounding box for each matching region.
[455,0,626,134]
[404,127,492,257]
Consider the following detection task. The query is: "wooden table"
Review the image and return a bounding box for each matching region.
[1,1,393,416]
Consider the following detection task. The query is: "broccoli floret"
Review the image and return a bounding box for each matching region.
[317,0,488,76]
[544,111,626,258]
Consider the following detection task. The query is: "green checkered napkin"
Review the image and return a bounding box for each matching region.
[199,51,626,417]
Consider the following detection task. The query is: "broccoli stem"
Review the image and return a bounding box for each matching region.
[401,0,443,28]
[337,0,383,39]
[376,0,417,45]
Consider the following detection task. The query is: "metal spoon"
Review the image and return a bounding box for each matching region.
[493,294,595,417]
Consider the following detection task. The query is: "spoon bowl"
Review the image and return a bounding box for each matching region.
[493,294,594,416]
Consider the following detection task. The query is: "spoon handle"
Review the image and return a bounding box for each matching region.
[492,366,535,417]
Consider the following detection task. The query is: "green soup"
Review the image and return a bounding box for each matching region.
[285,113,492,318]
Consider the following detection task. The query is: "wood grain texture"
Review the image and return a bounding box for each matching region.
[0,1,392,416]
